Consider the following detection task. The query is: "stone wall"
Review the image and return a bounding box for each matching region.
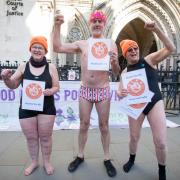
[0,0,180,69]
[0,0,54,64]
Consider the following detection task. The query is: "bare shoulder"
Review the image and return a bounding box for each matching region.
[49,63,58,74]
[78,39,88,47]
[19,62,26,68]
[18,62,26,73]
[122,68,127,74]
[49,63,58,76]
[77,40,88,52]
[49,63,56,69]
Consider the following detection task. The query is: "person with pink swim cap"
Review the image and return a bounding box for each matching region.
[53,10,120,177]
[89,10,107,23]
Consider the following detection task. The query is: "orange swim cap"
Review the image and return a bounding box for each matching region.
[29,36,48,53]
[120,39,138,57]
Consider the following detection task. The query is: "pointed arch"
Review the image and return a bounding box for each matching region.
[67,8,90,42]
[108,0,180,51]
[105,0,180,68]
[65,8,90,66]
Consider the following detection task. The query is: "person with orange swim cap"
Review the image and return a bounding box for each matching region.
[120,39,138,58]
[29,36,48,53]
[53,10,120,177]
[117,21,176,180]
[1,36,59,176]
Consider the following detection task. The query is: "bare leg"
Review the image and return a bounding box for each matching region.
[128,114,145,154]
[123,113,145,173]
[147,100,167,165]
[95,99,110,160]
[147,100,167,180]
[68,97,93,172]
[19,117,39,176]
[78,97,93,157]
[95,99,117,177]
[38,114,55,175]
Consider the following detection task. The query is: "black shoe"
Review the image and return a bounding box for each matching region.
[123,160,134,173]
[68,156,84,172]
[104,160,117,177]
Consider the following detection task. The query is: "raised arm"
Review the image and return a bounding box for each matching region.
[53,14,81,54]
[1,63,25,89]
[144,21,176,66]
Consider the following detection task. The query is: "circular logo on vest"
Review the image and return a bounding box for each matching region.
[130,103,146,109]
[25,83,43,99]
[91,42,108,59]
[127,79,145,96]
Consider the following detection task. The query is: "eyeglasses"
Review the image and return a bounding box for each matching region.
[127,47,138,53]
[31,46,44,51]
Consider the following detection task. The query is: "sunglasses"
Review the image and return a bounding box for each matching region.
[127,47,138,53]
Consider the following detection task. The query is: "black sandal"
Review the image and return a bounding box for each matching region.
[123,160,134,173]
[104,160,117,177]
[68,156,84,172]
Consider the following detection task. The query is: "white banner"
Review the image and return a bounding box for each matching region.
[0,81,179,131]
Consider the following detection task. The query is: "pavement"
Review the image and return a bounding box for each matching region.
[0,113,180,180]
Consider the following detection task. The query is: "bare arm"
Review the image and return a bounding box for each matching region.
[1,63,25,89]
[44,63,60,96]
[109,41,120,76]
[144,21,176,66]
[53,14,81,53]
[116,68,128,98]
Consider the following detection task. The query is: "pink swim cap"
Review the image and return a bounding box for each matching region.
[89,10,107,23]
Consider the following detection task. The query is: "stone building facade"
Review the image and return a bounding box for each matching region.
[0,0,180,70]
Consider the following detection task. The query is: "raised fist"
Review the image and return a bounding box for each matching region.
[54,11,64,26]
[144,21,158,31]
[1,69,13,80]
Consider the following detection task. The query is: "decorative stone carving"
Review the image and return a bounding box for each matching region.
[144,0,175,32]
[37,0,54,13]
[68,26,83,42]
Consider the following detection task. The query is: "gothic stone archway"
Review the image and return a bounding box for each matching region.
[116,18,157,69]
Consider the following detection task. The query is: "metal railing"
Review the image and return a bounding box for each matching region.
[0,60,179,113]
[158,62,180,113]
